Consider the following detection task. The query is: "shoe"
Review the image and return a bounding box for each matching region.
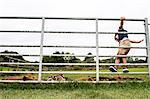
[109,66,117,72]
[123,68,129,73]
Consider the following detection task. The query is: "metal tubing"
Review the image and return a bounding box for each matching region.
[0,80,144,83]
[0,16,42,19]
[0,45,40,47]
[144,18,150,78]
[98,72,148,74]
[0,62,39,65]
[40,31,147,34]
[49,63,144,65]
[0,80,39,83]
[0,17,145,21]
[0,62,148,66]
[0,30,146,35]
[0,71,148,75]
[41,71,148,75]
[0,30,41,33]
[42,71,96,74]
[0,54,148,57]
[96,19,99,82]
[0,71,38,73]
[38,17,45,82]
[0,54,40,56]
[99,46,147,49]
[0,45,147,49]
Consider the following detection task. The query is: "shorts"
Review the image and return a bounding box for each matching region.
[117,38,130,55]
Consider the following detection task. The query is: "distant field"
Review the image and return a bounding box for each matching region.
[0,82,150,99]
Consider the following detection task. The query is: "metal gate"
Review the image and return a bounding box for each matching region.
[0,17,149,83]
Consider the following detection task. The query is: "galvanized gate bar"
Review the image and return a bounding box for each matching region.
[144,18,150,78]
[38,17,45,82]
[0,30,146,35]
[0,17,42,19]
[0,71,148,75]
[0,62,148,66]
[0,17,145,21]
[41,72,149,75]
[0,54,147,57]
[0,45,147,49]
[45,17,145,21]
[0,80,144,83]
[96,18,99,82]
[0,30,41,33]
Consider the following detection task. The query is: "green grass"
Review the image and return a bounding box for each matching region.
[41,67,148,80]
[0,67,149,99]
[0,67,14,71]
[0,67,149,81]
[0,82,150,99]
[100,67,148,72]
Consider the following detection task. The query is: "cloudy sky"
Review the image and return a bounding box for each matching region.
[0,0,149,18]
[0,0,150,61]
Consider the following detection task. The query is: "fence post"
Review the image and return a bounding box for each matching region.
[38,17,45,82]
[144,18,150,78]
[96,18,99,82]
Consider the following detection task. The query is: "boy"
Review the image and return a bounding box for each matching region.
[109,17,144,72]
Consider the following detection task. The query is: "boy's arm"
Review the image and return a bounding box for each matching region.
[130,39,144,43]
[114,33,119,41]
[115,17,125,42]
[119,17,125,29]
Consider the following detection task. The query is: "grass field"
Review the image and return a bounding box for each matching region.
[0,67,149,99]
[0,81,150,99]
[41,67,149,81]
[0,67,149,81]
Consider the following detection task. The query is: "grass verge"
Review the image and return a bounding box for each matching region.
[0,81,150,99]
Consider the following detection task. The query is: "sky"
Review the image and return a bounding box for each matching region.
[0,0,149,18]
[0,0,150,61]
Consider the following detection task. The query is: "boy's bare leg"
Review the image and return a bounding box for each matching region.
[122,57,129,72]
[115,57,120,69]
[109,57,119,72]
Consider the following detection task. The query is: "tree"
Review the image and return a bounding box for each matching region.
[99,58,115,63]
[63,52,81,63]
[42,51,82,63]
[127,57,134,63]
[42,51,65,63]
[84,52,95,63]
[0,50,26,62]
[135,58,139,62]
[63,52,72,63]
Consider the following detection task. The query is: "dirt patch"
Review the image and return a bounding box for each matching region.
[76,76,143,81]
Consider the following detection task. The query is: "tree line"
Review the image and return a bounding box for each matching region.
[0,50,146,63]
